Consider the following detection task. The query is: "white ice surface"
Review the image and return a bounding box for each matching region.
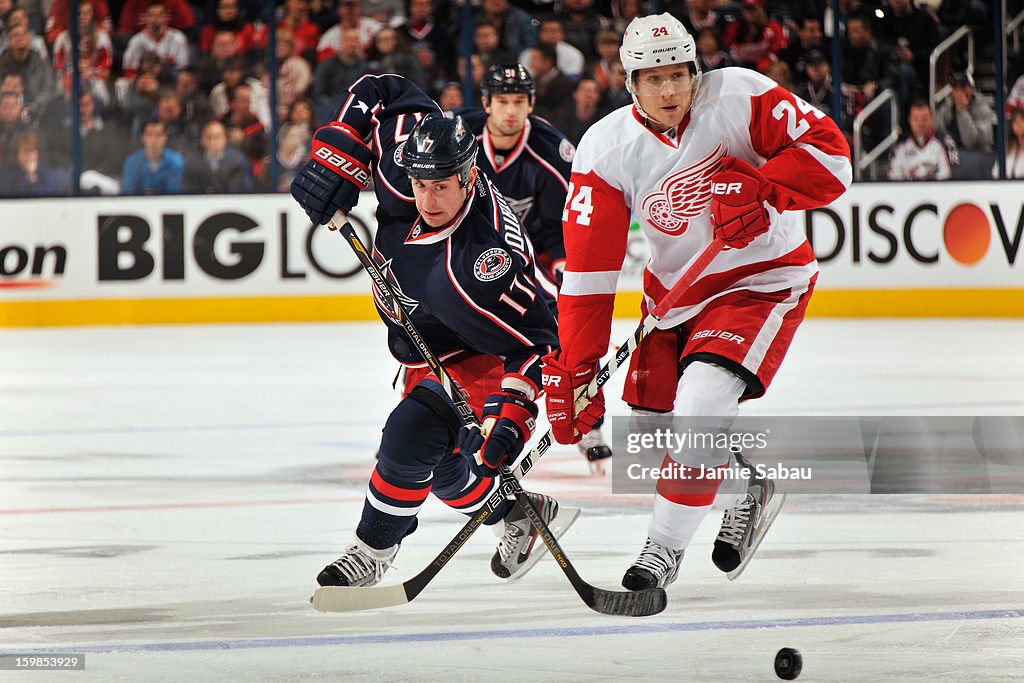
[1,320,1022,682]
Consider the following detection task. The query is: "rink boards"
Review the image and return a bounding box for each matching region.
[1,182,1022,326]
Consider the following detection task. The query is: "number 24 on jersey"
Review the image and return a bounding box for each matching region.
[563,182,594,227]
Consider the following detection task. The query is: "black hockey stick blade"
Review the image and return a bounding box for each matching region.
[499,470,667,618]
[588,585,667,617]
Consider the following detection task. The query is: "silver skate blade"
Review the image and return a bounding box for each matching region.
[310,583,410,612]
[726,492,786,581]
[506,506,581,582]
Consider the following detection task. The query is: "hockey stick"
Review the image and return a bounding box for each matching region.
[509,236,726,477]
[314,214,666,617]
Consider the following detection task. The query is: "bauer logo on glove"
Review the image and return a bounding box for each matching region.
[542,353,606,446]
[313,145,372,188]
[708,156,774,249]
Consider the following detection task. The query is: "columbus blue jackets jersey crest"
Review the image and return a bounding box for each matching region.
[331,75,559,389]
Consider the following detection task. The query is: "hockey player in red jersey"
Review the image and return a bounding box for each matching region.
[459,63,614,466]
[542,14,851,590]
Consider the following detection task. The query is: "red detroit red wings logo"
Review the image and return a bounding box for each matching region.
[640,142,727,235]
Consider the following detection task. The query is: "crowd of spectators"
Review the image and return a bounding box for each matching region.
[0,0,1018,197]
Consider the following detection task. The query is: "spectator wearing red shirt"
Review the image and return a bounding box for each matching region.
[198,0,255,55]
[722,0,787,72]
[53,1,113,88]
[45,0,112,45]
[118,0,195,36]
[256,0,321,63]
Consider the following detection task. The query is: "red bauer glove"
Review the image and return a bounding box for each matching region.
[709,157,773,249]
[542,353,605,445]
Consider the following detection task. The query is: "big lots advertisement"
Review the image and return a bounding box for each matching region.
[0,195,377,300]
[0,182,1021,324]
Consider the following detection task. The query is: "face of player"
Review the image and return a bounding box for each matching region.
[632,63,695,132]
[410,167,478,228]
[484,93,532,137]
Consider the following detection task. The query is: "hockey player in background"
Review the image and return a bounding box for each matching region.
[459,62,613,466]
[291,74,571,587]
[543,14,851,590]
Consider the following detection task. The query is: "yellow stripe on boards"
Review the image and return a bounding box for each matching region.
[0,296,382,327]
[804,289,1024,318]
[0,289,1022,327]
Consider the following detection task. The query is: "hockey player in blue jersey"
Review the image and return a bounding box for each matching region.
[291,73,570,587]
[458,64,574,284]
[460,63,613,466]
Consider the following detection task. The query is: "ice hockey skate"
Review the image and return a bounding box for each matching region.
[621,537,685,590]
[317,537,400,588]
[492,491,580,580]
[712,451,786,580]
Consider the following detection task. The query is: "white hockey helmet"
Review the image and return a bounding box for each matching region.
[619,13,701,109]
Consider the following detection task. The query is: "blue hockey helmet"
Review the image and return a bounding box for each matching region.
[481,63,536,105]
[401,112,478,187]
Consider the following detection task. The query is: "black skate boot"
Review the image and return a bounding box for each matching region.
[712,451,786,580]
[317,537,399,587]
[621,537,685,590]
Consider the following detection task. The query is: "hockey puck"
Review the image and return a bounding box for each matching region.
[774,648,802,680]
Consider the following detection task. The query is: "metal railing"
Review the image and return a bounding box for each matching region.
[929,26,974,116]
[1007,8,1024,55]
[853,88,900,181]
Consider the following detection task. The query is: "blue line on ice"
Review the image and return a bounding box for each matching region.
[9,609,1023,654]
